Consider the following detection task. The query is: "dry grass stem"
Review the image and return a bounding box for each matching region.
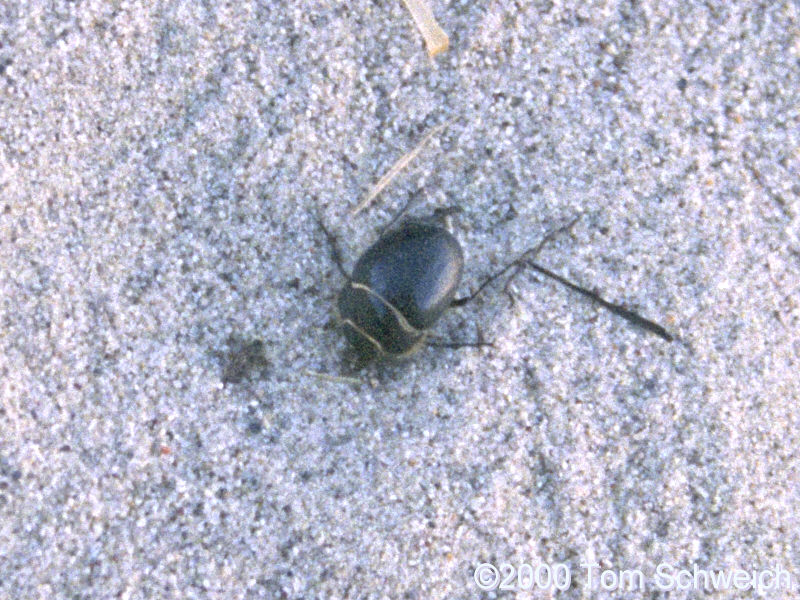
[351,118,454,216]
[401,0,449,57]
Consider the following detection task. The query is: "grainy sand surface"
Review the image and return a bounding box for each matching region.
[1,1,798,598]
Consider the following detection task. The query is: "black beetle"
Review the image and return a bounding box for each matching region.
[337,220,465,360]
[320,213,674,363]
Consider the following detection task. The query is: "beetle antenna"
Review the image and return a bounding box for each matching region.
[316,215,350,280]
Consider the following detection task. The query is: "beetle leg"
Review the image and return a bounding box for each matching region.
[501,263,525,307]
[451,215,581,307]
[524,261,675,342]
[426,338,494,350]
[426,322,493,351]
[316,215,350,280]
[451,214,674,342]
[450,258,518,307]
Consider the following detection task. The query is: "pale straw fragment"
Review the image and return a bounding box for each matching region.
[351,118,454,216]
[401,0,449,58]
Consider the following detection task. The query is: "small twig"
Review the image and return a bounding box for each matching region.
[351,118,455,216]
[401,0,449,58]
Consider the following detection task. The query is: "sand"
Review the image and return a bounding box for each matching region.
[1,1,798,598]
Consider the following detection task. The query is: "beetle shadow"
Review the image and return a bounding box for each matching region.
[212,334,271,385]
